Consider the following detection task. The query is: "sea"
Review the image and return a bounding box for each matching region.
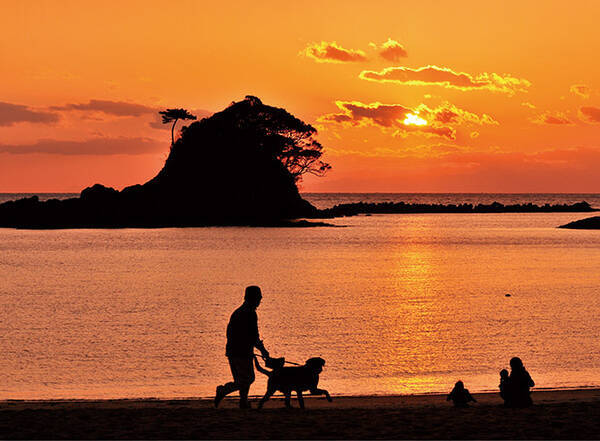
[1,193,600,400]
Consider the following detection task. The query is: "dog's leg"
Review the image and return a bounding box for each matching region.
[296,390,305,409]
[258,384,276,409]
[284,391,292,408]
[310,388,333,402]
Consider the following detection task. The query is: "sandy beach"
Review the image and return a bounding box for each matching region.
[2,389,599,439]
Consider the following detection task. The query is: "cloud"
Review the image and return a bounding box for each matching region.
[317,100,459,140]
[319,101,413,127]
[521,102,536,109]
[302,41,367,63]
[0,137,166,155]
[48,99,211,128]
[427,102,498,126]
[0,101,60,126]
[318,100,497,141]
[377,38,408,61]
[532,111,573,125]
[579,106,600,123]
[50,99,156,116]
[359,65,531,94]
[570,84,592,99]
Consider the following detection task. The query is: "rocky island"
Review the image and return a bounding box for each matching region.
[0,96,329,228]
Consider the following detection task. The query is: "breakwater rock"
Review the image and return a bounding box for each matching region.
[316,201,596,217]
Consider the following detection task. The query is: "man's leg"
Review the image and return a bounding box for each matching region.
[215,357,244,408]
[238,383,251,409]
[236,356,255,409]
[215,381,238,408]
[217,356,254,409]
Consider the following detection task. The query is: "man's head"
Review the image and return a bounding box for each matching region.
[244,285,262,309]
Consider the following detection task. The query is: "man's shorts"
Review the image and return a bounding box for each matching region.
[228,356,255,386]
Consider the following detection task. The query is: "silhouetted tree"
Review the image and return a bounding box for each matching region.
[159,108,197,145]
[217,96,331,181]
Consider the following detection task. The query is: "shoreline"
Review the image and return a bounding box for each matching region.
[2,389,600,439]
[3,385,600,403]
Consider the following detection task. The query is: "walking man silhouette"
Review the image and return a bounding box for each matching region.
[215,286,269,408]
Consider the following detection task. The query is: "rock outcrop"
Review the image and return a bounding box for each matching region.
[559,216,600,229]
[0,97,319,228]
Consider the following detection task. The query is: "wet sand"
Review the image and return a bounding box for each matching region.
[2,389,600,439]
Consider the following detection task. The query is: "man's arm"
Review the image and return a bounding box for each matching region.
[253,355,271,376]
[252,311,269,358]
[254,338,269,358]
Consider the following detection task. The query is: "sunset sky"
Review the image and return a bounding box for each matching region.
[2,0,600,192]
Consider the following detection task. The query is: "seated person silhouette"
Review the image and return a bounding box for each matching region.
[447,381,476,407]
[504,357,535,408]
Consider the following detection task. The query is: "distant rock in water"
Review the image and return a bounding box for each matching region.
[559,216,600,229]
[0,96,323,228]
[317,201,597,217]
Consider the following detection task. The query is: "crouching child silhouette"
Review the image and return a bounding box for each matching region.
[499,369,509,401]
[254,354,332,409]
[447,381,477,408]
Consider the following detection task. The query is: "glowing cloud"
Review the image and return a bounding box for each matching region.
[404,113,427,126]
[579,106,600,123]
[428,102,498,126]
[570,84,592,99]
[302,41,367,63]
[359,65,531,94]
[318,101,456,139]
[532,112,573,125]
[377,38,408,61]
[318,100,498,141]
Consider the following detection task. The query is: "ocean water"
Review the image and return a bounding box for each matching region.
[1,209,600,400]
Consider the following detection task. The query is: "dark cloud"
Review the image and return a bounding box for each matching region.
[0,102,60,126]
[50,99,156,116]
[359,65,530,94]
[0,137,166,155]
[302,41,367,63]
[579,106,600,123]
[322,101,412,127]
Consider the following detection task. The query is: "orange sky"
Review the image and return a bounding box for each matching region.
[1,0,600,192]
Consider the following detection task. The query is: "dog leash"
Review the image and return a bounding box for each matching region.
[254,352,301,366]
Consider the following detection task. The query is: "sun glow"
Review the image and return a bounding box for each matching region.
[403,113,428,126]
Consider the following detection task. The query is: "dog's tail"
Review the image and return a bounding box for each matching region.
[253,355,272,377]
